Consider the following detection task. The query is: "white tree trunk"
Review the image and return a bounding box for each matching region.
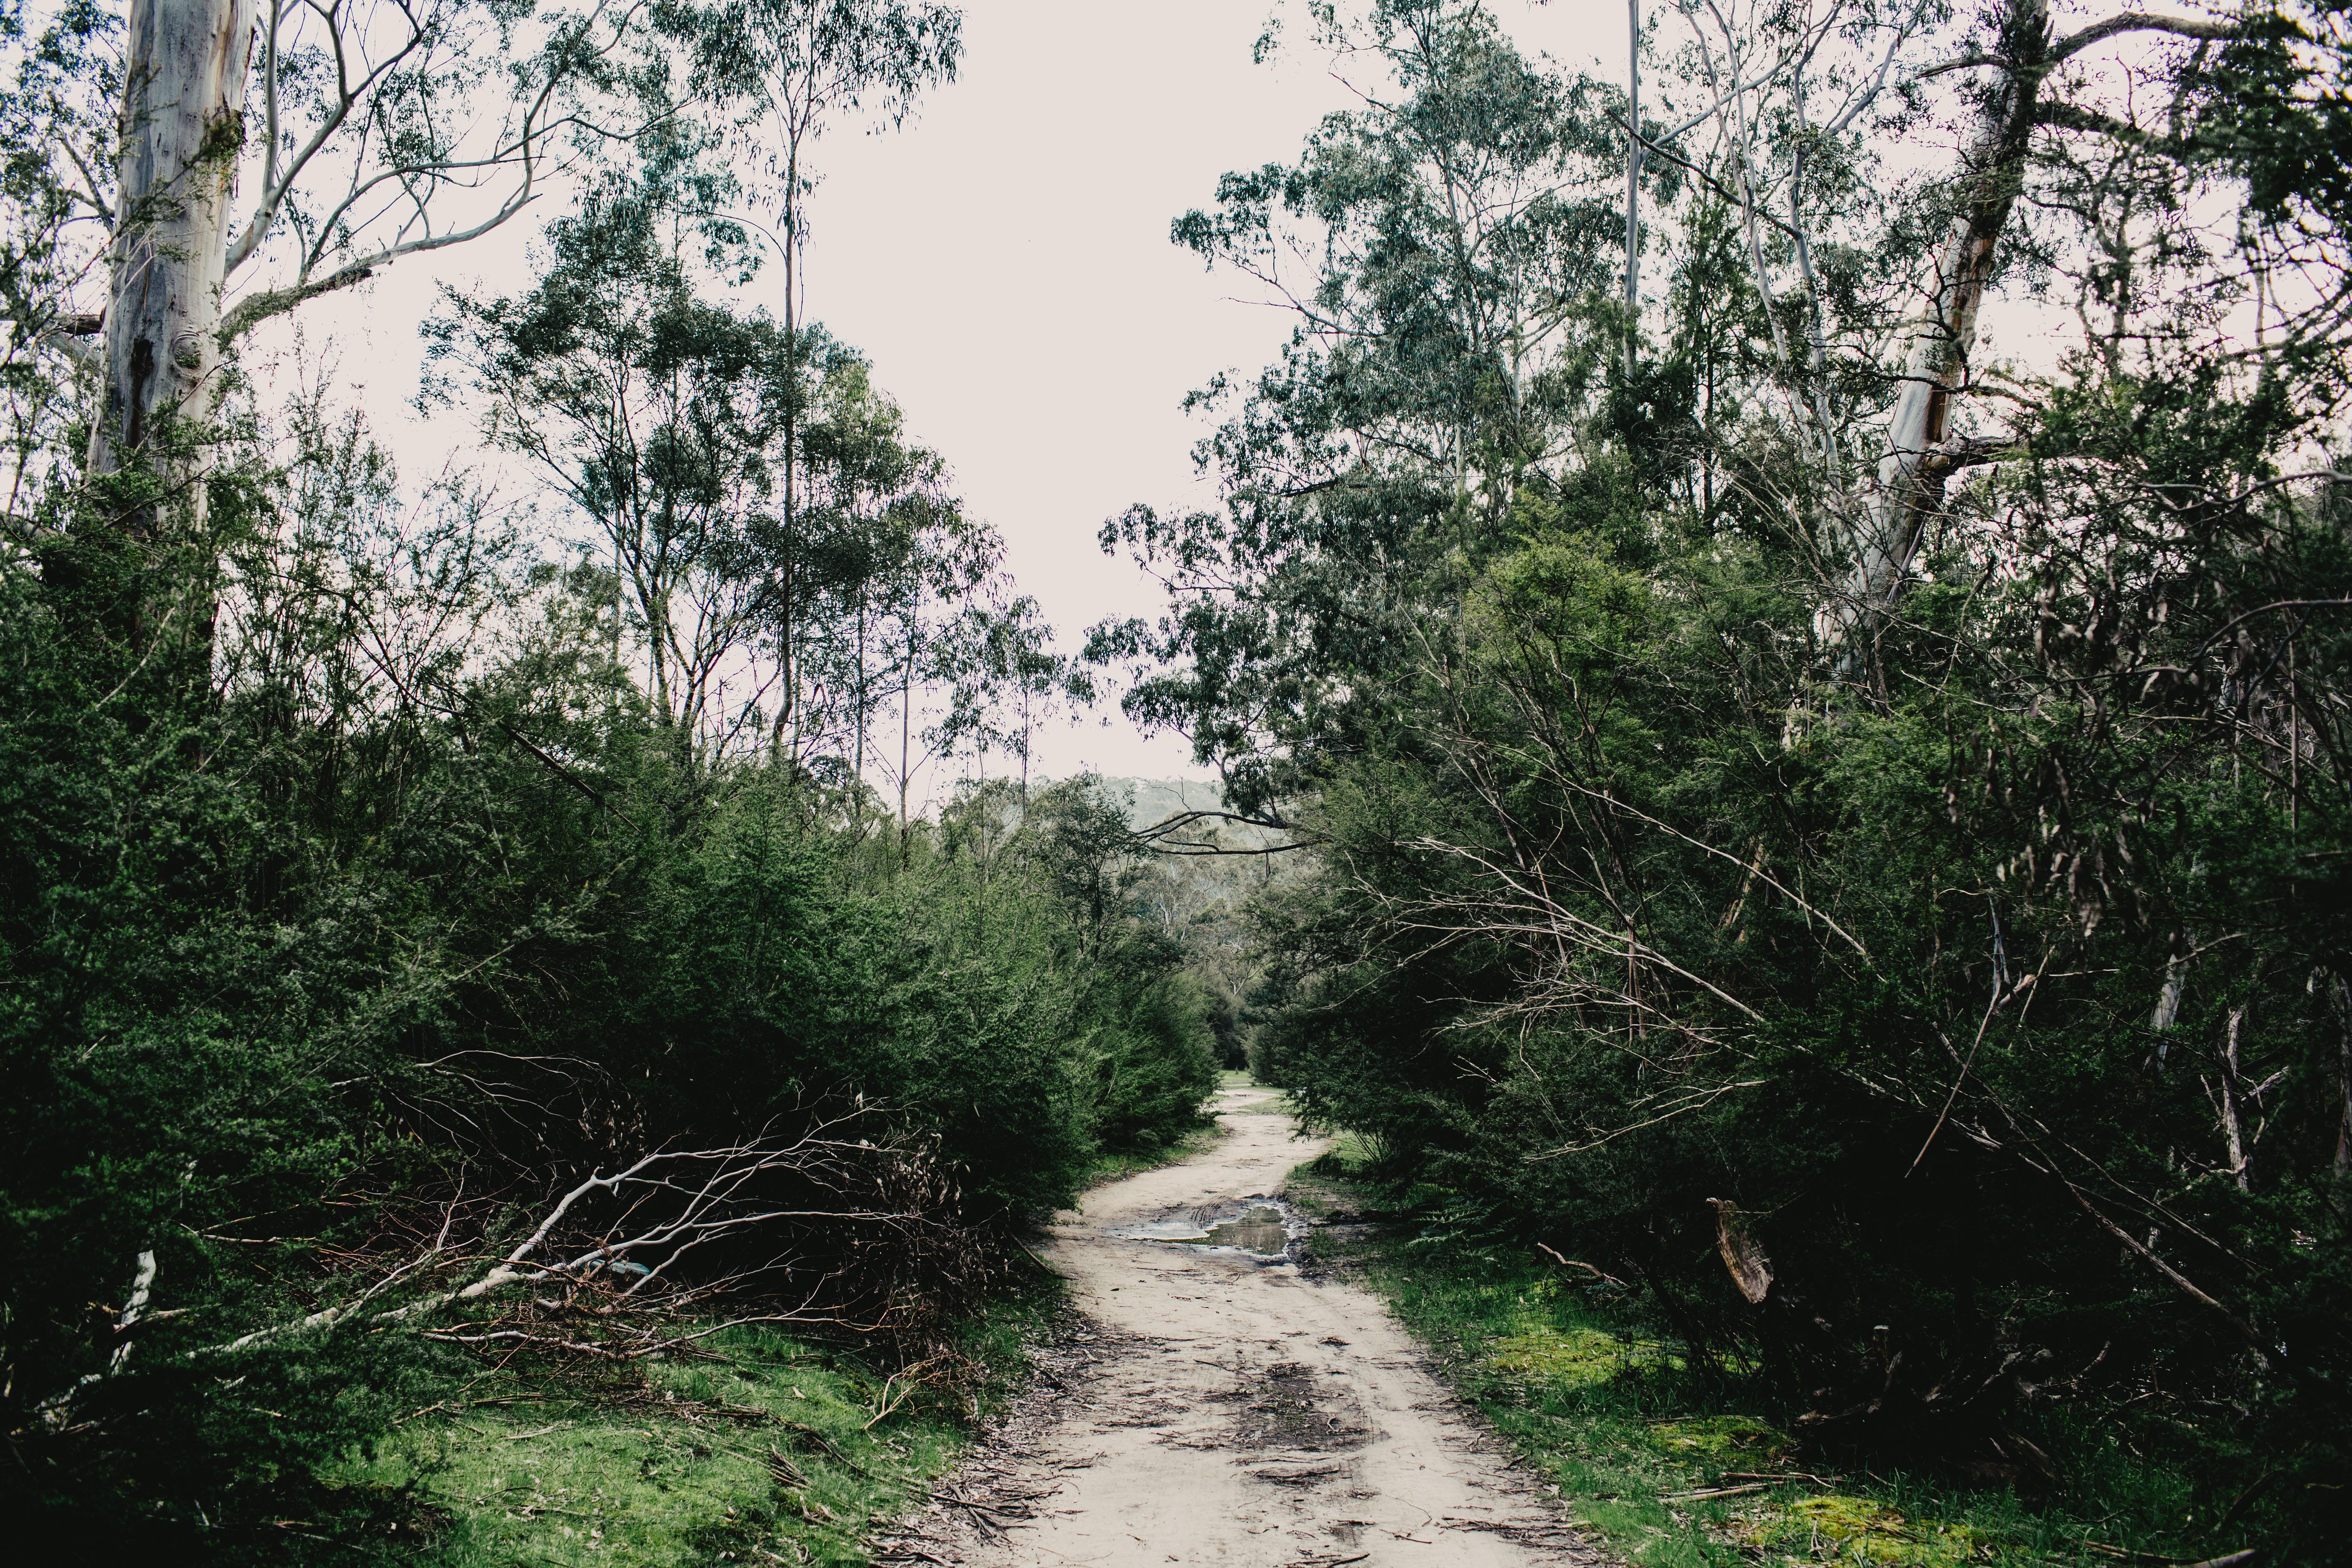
[1829,0,2049,648]
[1624,0,1640,347]
[88,0,259,499]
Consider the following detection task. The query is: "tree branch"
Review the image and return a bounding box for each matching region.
[2051,11,2240,63]
[217,263,377,345]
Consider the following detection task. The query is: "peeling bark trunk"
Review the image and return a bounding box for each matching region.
[1708,1197,1774,1304]
[2328,974,2352,1186]
[88,0,259,507]
[1829,0,2050,647]
[2218,1006,2249,1191]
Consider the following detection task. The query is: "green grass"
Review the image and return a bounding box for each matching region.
[1287,1154,2216,1568]
[338,1287,1052,1566]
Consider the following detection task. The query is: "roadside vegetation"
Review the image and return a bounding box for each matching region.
[340,1286,1055,1567]
[1293,1143,2235,1568]
[1093,2,2352,1562]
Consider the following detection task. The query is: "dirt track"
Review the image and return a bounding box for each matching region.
[882,1084,1594,1568]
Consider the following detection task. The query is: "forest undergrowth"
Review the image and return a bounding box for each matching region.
[1291,1140,2248,1568]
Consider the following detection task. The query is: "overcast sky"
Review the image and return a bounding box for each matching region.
[269,0,1628,785]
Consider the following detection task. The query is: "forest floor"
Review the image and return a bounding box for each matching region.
[878,1081,1596,1568]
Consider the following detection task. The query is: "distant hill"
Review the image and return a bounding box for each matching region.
[1061,776,1293,853]
[1105,776,1230,829]
[1080,776,1235,833]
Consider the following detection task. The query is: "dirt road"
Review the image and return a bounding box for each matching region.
[884,1084,1593,1568]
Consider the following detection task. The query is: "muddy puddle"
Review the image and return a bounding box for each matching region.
[1115,1200,1298,1260]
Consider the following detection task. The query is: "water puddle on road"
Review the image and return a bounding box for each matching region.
[1117,1202,1296,1260]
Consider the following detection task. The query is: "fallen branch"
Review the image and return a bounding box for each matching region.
[28,1106,999,1435]
[1535,1243,1625,1285]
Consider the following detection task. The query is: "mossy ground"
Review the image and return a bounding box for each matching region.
[337,1288,1052,1566]
[1287,1149,2217,1568]
[1737,1494,1990,1568]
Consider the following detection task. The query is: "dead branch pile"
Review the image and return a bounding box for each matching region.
[198,1104,998,1367]
[398,1104,1000,1365]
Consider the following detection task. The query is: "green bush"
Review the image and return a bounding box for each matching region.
[1088,973,1220,1152]
[0,536,1200,1555]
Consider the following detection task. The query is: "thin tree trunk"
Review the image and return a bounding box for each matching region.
[1830,0,2051,646]
[775,140,801,745]
[899,627,914,871]
[854,594,867,813]
[1784,73,1841,476]
[2328,975,2352,1187]
[1623,0,1640,369]
[1693,17,1826,459]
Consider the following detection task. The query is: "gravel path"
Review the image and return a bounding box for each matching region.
[881,1084,1596,1568]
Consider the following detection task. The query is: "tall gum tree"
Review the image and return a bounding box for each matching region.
[662,0,961,736]
[1662,0,2255,660]
[1829,0,2245,649]
[87,0,257,498]
[72,0,649,559]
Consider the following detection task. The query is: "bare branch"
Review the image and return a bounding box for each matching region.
[218,263,376,344]
[2050,11,2241,63]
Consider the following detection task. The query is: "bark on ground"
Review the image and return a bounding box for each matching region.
[879,1084,1598,1568]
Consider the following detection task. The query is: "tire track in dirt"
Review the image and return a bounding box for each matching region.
[880,1085,1597,1568]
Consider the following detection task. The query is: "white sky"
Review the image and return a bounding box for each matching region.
[269,0,1629,786]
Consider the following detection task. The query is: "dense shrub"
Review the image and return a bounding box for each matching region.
[0,526,1201,1551]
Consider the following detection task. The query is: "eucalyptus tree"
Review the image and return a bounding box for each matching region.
[863,505,1013,859]
[925,590,1086,803]
[20,0,958,661]
[1837,0,2252,646]
[427,161,1032,791]
[660,0,960,718]
[784,343,970,780]
[424,156,804,753]
[1091,0,1631,815]
[1653,0,2317,657]
[662,0,960,325]
[34,0,654,523]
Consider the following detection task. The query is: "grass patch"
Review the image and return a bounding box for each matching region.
[1288,1155,2218,1568]
[1738,1494,1990,1568]
[1487,1318,1681,1390]
[340,1285,1052,1566]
